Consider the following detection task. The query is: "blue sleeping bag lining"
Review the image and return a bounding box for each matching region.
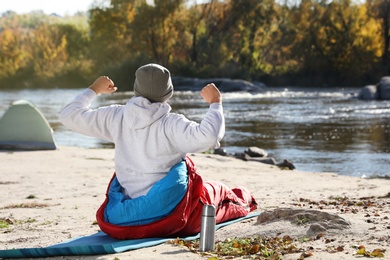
[104,160,188,226]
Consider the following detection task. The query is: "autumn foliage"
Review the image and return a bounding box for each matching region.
[0,0,389,89]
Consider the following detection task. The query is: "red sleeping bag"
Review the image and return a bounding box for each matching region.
[96,156,257,239]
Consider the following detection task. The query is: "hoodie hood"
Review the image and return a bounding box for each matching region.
[123,96,171,129]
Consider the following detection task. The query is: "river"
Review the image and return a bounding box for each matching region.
[0,87,389,178]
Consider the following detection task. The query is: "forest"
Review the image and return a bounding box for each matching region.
[1,0,390,89]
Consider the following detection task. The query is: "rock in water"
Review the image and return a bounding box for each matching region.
[379,77,390,100]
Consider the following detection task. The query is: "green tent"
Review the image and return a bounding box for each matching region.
[0,100,57,150]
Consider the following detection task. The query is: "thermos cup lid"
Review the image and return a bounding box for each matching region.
[202,204,216,217]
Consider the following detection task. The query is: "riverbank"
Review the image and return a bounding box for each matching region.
[0,146,389,259]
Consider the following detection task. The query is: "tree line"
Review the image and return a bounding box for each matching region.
[1,0,390,90]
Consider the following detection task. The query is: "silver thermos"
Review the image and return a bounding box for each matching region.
[199,204,216,252]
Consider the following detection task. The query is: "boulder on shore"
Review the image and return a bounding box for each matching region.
[244,146,268,157]
[256,208,351,237]
[214,146,296,170]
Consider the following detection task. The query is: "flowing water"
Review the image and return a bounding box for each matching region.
[1,87,389,178]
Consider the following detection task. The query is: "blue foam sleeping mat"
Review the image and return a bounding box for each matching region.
[0,212,260,259]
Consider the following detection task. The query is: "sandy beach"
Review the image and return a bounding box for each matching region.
[0,146,389,259]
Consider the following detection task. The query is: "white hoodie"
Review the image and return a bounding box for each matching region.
[59,89,225,198]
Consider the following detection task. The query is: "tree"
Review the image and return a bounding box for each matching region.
[183,1,219,66]
[0,28,27,78]
[130,0,185,65]
[203,0,280,79]
[367,0,390,72]
[286,0,382,85]
[89,1,137,67]
[27,23,68,79]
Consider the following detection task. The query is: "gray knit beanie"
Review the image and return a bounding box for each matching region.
[134,63,173,103]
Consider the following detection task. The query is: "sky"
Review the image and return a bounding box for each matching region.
[0,1,205,16]
[0,0,96,16]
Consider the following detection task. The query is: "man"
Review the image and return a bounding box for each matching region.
[60,63,257,239]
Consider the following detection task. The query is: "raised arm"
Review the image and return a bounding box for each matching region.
[167,83,225,153]
[59,76,121,142]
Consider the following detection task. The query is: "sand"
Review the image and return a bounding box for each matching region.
[0,146,389,259]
